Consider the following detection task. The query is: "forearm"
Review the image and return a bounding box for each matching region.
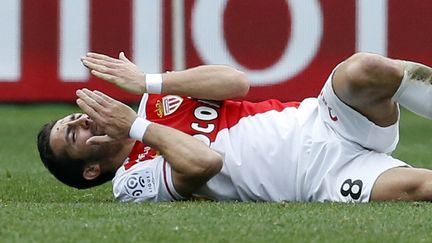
[142,122,222,194]
[82,53,250,100]
[160,65,250,100]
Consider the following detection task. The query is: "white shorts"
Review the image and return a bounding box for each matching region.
[299,67,409,202]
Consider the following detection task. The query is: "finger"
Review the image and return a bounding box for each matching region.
[91,89,110,107]
[76,89,105,111]
[76,98,104,122]
[93,90,133,117]
[82,59,114,75]
[86,135,116,145]
[90,70,117,83]
[94,90,116,103]
[80,88,109,107]
[119,52,133,64]
[93,90,126,108]
[87,52,122,63]
[82,56,120,69]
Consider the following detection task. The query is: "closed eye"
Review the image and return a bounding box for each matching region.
[66,125,72,145]
[72,129,76,144]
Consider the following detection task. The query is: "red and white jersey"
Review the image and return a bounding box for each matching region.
[113,141,186,202]
[113,94,319,202]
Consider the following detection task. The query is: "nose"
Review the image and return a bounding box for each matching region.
[67,115,91,129]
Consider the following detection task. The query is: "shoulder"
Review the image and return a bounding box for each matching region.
[112,157,163,202]
[112,157,186,202]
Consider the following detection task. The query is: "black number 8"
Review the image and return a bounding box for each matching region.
[340,179,363,200]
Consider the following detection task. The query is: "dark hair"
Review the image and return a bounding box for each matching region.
[37,120,114,189]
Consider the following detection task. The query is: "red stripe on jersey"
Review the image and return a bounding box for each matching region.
[169,100,180,105]
[163,160,177,200]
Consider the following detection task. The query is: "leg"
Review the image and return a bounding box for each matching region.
[371,167,432,201]
[333,53,404,126]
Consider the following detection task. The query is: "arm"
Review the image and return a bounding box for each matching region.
[76,88,222,197]
[81,52,250,100]
[143,122,222,196]
[162,65,249,100]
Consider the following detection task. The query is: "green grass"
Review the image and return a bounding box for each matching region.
[1,104,432,243]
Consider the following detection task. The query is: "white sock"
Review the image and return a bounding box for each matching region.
[392,61,432,119]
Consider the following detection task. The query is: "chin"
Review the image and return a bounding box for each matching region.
[92,141,122,159]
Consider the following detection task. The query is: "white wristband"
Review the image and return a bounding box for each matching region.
[145,73,163,94]
[129,117,152,141]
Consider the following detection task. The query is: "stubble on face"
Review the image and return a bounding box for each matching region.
[50,113,122,163]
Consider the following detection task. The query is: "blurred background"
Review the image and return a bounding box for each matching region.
[0,0,431,103]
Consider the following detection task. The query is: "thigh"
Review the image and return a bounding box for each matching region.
[371,167,432,201]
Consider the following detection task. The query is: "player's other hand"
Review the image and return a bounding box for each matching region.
[76,88,137,145]
[81,52,147,94]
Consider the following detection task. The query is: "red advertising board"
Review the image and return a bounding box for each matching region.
[1,0,431,102]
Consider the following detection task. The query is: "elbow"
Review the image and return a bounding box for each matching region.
[223,66,250,98]
[207,152,223,177]
[192,151,223,180]
[235,70,250,97]
[231,69,250,97]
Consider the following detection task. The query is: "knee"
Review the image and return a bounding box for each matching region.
[410,178,432,201]
[395,168,432,201]
[371,168,432,201]
[342,52,403,94]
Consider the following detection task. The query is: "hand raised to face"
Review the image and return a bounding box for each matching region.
[81,52,147,94]
[76,88,137,145]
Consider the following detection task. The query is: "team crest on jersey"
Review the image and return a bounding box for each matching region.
[155,95,183,117]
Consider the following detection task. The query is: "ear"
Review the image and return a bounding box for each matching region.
[83,164,101,180]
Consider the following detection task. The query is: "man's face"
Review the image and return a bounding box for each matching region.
[49,113,106,161]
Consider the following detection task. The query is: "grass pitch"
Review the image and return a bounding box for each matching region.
[1,104,432,243]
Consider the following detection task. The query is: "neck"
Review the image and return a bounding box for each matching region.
[101,139,135,172]
[113,139,136,169]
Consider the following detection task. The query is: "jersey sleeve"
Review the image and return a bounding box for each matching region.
[112,156,186,202]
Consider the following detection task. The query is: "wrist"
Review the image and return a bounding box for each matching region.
[145,73,163,94]
[129,117,152,141]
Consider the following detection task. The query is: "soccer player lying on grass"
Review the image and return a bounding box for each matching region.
[38,52,432,202]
